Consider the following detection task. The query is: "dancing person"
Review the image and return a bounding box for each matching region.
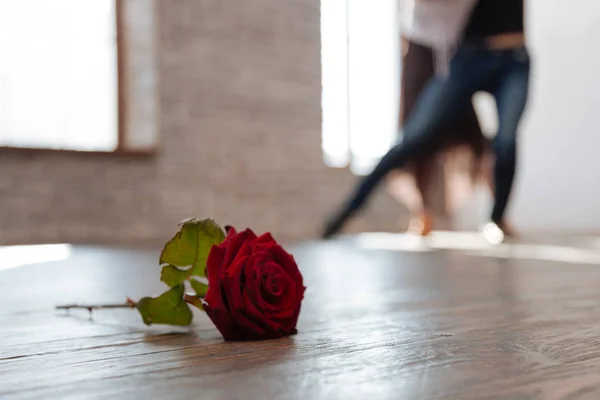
[322,0,529,242]
[389,0,492,236]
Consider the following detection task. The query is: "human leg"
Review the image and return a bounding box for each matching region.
[396,40,438,235]
[409,157,435,235]
[489,47,531,225]
[321,57,480,238]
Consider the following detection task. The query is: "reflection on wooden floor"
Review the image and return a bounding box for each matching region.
[2,233,600,399]
[350,230,600,264]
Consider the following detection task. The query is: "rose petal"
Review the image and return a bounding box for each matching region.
[221,251,270,336]
[269,245,306,305]
[255,232,276,245]
[261,285,300,332]
[251,261,283,310]
[227,241,253,276]
[204,244,227,308]
[254,262,298,324]
[222,228,257,269]
[262,266,286,299]
[223,250,250,309]
[266,273,284,296]
[205,229,305,341]
[242,290,283,333]
[228,304,268,336]
[244,252,270,307]
[287,301,303,333]
[203,301,239,340]
[204,302,265,341]
[234,253,288,335]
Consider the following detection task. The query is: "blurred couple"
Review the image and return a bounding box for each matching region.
[323,0,529,243]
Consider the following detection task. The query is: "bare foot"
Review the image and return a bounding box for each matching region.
[407,211,433,236]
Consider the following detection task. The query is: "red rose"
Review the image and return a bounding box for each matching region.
[203,226,306,341]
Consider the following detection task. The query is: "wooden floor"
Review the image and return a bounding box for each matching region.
[3,232,600,399]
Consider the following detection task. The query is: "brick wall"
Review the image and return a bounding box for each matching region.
[0,0,416,247]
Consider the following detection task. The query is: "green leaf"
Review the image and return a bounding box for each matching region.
[135,284,193,326]
[159,217,226,278]
[160,264,189,287]
[190,279,209,298]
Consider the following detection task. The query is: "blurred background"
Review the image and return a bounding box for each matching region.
[1,0,599,247]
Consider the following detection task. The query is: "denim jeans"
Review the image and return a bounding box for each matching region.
[346,42,531,223]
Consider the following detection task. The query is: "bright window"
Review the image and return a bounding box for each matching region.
[321,0,401,175]
[0,0,118,151]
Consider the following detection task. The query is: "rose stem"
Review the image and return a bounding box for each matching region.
[183,293,204,309]
[56,298,137,313]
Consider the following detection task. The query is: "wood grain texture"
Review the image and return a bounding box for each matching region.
[2,236,600,399]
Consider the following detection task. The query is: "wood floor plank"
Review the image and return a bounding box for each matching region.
[2,237,600,399]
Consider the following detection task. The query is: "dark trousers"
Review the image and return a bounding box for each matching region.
[345,42,531,223]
